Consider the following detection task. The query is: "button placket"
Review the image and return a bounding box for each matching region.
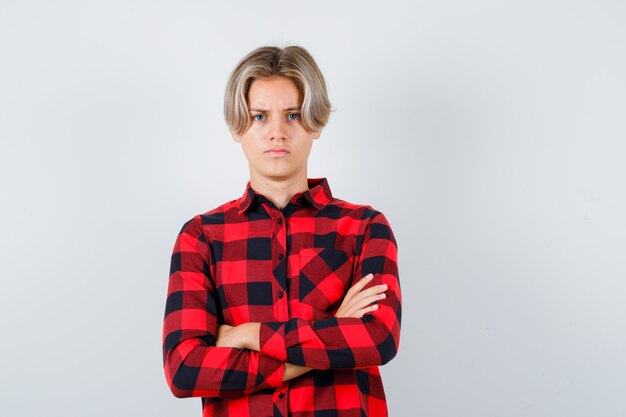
[273,385,288,409]
[271,209,290,321]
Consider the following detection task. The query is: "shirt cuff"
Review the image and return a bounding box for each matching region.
[259,321,287,362]
[257,353,286,390]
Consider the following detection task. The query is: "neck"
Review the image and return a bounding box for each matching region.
[249,171,309,210]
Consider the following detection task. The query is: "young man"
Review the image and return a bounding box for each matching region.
[162,45,402,417]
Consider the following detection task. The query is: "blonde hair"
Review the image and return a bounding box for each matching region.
[224,45,332,136]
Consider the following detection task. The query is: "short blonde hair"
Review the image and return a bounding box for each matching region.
[224,45,332,136]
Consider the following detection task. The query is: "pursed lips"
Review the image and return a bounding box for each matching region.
[266,148,289,155]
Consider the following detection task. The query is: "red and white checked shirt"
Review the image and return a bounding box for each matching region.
[162,177,402,417]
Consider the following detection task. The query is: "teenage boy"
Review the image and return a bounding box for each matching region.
[163,45,402,417]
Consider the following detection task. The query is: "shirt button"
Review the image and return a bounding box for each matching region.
[278,253,284,260]
[278,392,285,399]
[278,290,284,298]
[277,218,283,225]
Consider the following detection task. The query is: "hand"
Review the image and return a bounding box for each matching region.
[215,323,312,382]
[281,274,385,383]
[215,323,240,349]
[284,276,385,382]
[335,273,387,318]
[283,363,313,382]
[215,322,261,350]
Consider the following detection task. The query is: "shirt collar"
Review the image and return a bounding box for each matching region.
[237,177,333,215]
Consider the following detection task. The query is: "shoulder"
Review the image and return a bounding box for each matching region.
[329,197,391,225]
[330,197,397,248]
[175,198,239,234]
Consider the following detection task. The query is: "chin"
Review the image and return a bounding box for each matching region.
[260,169,295,180]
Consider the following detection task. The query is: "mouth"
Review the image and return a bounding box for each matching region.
[266,148,290,156]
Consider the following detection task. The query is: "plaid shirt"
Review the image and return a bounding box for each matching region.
[163,177,402,417]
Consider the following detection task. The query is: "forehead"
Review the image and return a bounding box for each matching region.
[247,77,302,107]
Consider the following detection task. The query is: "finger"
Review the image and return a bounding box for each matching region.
[350,273,374,292]
[344,274,374,300]
[336,274,376,318]
[341,289,384,317]
[355,304,379,318]
[345,273,374,298]
[360,292,387,307]
[352,283,388,303]
[343,299,367,318]
[363,304,380,315]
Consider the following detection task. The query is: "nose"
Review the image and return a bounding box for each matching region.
[268,115,288,141]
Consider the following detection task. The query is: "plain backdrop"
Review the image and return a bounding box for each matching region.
[1,1,625,416]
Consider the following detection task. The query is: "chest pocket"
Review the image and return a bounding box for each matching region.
[297,247,354,315]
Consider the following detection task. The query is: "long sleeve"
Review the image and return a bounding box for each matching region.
[258,209,402,369]
[162,215,285,399]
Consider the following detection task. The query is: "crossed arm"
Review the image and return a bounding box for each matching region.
[162,210,401,399]
[213,271,386,381]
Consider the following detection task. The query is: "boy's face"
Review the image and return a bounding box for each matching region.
[232,76,321,183]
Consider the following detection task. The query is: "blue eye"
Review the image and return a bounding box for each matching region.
[287,113,299,120]
[253,114,265,121]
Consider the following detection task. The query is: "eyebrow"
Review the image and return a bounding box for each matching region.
[249,107,301,112]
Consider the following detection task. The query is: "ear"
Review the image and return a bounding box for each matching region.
[312,129,323,140]
[230,129,241,143]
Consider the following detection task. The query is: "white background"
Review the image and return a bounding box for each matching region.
[1,1,625,416]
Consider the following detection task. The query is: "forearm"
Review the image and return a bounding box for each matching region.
[231,211,402,371]
[259,312,400,369]
[219,322,312,382]
[261,210,401,370]
[236,311,399,371]
[164,337,285,399]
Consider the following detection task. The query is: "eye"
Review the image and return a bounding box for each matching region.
[287,113,299,120]
[253,114,266,121]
